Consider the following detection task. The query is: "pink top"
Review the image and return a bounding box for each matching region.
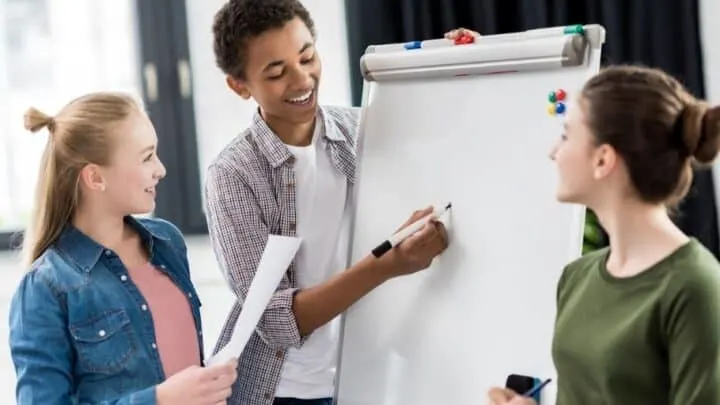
[127,262,201,378]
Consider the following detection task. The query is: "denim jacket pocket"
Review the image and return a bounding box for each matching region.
[70,309,138,374]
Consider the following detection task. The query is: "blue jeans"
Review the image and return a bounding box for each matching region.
[273,398,332,405]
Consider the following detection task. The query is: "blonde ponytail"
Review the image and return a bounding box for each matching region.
[23,107,55,133]
[21,93,139,266]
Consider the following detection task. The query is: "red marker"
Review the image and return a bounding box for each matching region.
[454,34,474,45]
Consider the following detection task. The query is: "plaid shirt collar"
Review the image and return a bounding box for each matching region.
[250,107,349,169]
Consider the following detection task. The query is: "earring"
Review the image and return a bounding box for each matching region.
[100,185,106,192]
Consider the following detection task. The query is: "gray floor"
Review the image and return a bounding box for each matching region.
[0,236,235,404]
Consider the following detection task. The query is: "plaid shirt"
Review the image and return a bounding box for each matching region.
[204,105,360,405]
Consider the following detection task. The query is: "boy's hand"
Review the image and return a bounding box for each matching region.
[444,28,481,40]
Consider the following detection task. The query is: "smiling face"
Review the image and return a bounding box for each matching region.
[80,110,166,216]
[227,17,320,126]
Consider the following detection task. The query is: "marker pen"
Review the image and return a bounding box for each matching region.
[523,378,552,398]
[371,203,451,258]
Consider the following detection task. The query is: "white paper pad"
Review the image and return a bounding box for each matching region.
[206,234,302,366]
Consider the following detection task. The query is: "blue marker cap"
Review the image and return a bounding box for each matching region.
[404,40,422,50]
[523,378,552,399]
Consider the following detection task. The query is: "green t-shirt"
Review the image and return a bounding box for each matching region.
[552,238,720,405]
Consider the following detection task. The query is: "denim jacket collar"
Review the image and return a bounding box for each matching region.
[55,215,169,273]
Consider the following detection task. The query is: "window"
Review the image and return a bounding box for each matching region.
[0,0,205,250]
[0,0,142,233]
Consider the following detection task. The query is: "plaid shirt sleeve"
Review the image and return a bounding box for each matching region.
[204,160,303,349]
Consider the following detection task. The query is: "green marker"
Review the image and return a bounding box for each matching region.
[563,24,584,35]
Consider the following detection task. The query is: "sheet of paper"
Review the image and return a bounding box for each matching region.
[206,234,302,366]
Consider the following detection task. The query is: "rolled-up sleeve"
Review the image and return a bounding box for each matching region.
[205,161,303,349]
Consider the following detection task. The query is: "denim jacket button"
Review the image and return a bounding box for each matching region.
[120,275,128,282]
[104,250,112,256]
[151,343,157,349]
[141,304,148,311]
[98,330,106,337]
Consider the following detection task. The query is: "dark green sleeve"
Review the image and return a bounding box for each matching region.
[556,265,569,305]
[665,270,720,404]
[556,263,579,309]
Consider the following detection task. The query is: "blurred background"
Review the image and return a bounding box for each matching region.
[0,0,719,402]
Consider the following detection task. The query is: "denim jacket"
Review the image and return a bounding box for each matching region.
[8,216,204,405]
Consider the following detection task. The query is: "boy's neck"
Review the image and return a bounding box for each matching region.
[261,108,317,147]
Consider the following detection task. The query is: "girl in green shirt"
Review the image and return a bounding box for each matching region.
[488,65,720,405]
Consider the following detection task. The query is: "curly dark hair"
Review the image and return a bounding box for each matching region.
[212,0,316,80]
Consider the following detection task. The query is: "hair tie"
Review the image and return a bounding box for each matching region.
[46,117,56,134]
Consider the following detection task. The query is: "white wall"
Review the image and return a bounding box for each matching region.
[185,0,353,191]
[699,0,720,233]
[700,0,720,104]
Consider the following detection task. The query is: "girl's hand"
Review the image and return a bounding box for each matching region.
[156,358,238,405]
[487,387,538,405]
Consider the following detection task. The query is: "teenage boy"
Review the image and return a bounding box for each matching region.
[206,1,471,404]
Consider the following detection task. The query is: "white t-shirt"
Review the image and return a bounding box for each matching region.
[275,118,348,398]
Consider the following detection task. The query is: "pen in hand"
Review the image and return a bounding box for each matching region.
[523,378,552,397]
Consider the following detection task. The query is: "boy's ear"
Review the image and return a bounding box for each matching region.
[226,75,251,99]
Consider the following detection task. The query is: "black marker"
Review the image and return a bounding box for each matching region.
[371,203,451,258]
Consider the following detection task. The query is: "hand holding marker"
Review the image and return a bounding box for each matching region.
[488,378,552,405]
[372,203,452,258]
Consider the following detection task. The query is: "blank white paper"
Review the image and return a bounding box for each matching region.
[206,234,302,366]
